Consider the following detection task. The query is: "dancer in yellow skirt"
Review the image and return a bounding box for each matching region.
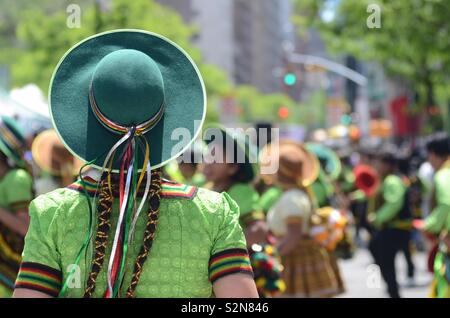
[264,141,341,297]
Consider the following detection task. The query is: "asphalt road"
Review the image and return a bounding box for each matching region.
[337,248,433,298]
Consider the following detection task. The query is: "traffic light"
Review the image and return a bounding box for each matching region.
[340,114,352,126]
[283,72,297,86]
[278,106,289,120]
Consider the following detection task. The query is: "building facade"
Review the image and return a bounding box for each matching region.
[156,0,293,93]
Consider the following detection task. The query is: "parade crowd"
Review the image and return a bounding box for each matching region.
[0,30,449,299]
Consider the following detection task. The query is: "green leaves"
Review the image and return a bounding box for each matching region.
[292,0,450,130]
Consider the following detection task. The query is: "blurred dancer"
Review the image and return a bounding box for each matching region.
[0,116,33,297]
[421,136,450,297]
[352,147,377,245]
[203,125,284,297]
[369,152,413,298]
[265,141,340,298]
[257,144,282,215]
[164,147,205,187]
[203,125,266,245]
[31,129,84,195]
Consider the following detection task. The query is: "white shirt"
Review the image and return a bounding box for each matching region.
[267,188,312,237]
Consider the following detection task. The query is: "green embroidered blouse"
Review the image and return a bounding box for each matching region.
[373,175,407,229]
[15,177,252,298]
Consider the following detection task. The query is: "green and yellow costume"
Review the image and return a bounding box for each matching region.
[425,160,450,298]
[15,177,252,297]
[0,116,33,298]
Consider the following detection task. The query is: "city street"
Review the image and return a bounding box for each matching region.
[338,248,433,298]
[1,0,449,301]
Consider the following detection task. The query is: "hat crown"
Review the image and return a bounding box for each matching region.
[91,49,165,127]
[279,147,304,179]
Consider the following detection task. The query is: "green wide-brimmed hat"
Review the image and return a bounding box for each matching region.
[0,116,27,167]
[203,124,257,183]
[306,143,342,181]
[49,29,206,170]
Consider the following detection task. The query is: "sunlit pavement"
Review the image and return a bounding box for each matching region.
[337,248,433,298]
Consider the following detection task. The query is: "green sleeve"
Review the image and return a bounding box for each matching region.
[191,173,206,187]
[340,169,355,193]
[15,194,63,297]
[208,193,253,283]
[311,180,327,207]
[259,186,282,213]
[227,183,259,216]
[424,171,450,233]
[20,195,61,269]
[374,176,406,228]
[350,189,366,202]
[211,192,247,255]
[164,162,185,183]
[424,206,450,234]
[4,169,33,211]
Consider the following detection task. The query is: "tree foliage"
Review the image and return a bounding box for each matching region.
[1,0,301,125]
[292,0,450,117]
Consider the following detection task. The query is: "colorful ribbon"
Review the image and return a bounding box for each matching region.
[66,84,162,298]
[89,82,165,136]
[100,130,151,298]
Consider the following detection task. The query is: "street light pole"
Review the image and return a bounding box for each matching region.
[286,53,368,87]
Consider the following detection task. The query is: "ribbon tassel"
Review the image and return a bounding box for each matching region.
[98,132,151,298]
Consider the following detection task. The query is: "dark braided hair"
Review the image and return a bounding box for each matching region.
[83,169,162,298]
[126,168,162,298]
[84,172,113,297]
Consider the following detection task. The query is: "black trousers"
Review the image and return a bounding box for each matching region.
[351,201,374,239]
[369,228,413,298]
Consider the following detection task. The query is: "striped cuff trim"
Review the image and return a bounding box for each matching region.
[209,248,253,283]
[15,262,62,297]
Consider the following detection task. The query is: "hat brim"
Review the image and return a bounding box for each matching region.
[0,138,22,166]
[49,29,206,171]
[32,129,85,177]
[306,143,342,181]
[262,140,320,188]
[203,124,257,183]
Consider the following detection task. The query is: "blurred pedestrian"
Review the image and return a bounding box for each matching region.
[0,116,33,297]
[31,129,84,195]
[420,135,450,297]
